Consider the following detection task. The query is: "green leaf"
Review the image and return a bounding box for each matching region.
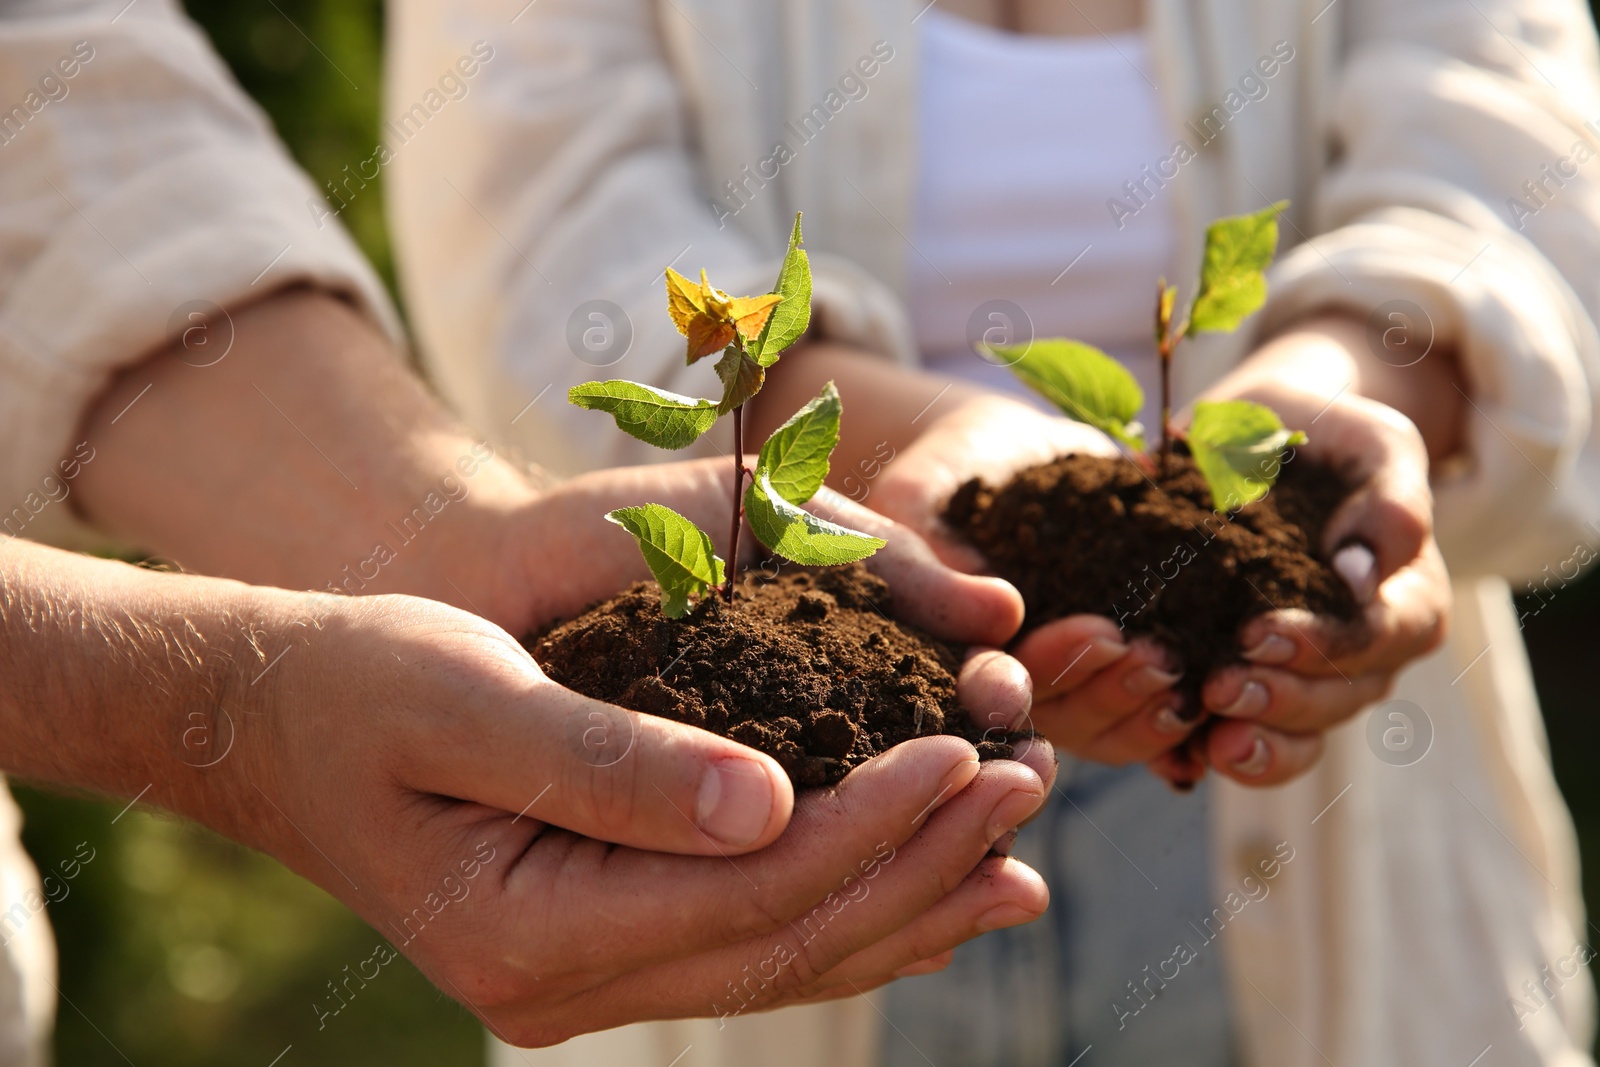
[1187,399,1307,512]
[712,347,765,414]
[757,382,841,505]
[605,504,726,618]
[569,381,720,450]
[749,213,812,367]
[745,470,884,566]
[1186,202,1287,336]
[990,339,1146,450]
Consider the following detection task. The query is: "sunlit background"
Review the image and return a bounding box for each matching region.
[15,1,1600,1063]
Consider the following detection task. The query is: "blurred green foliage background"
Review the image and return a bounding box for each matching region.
[13,1,1600,1064]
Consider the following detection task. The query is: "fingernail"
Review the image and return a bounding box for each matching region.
[1152,700,1190,734]
[1230,736,1272,777]
[1123,665,1181,698]
[1083,637,1131,666]
[1241,634,1295,665]
[986,789,1043,845]
[975,902,1037,933]
[1219,680,1269,719]
[696,759,776,847]
[990,829,1018,856]
[1334,543,1379,605]
[893,955,952,978]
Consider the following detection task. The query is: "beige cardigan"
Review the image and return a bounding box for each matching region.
[389,1,1600,1064]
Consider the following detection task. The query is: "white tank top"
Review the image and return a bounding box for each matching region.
[910,11,1177,421]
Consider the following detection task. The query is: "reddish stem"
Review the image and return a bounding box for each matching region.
[724,402,746,603]
[1158,337,1173,479]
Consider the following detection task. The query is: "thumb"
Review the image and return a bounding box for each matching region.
[420,643,795,856]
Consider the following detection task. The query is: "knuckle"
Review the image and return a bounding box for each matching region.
[719,888,793,945]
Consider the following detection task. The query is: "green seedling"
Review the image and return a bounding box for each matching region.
[989,203,1306,511]
[569,213,884,617]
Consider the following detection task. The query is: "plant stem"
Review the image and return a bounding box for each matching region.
[724,402,746,603]
[1158,335,1173,478]
[1155,282,1175,478]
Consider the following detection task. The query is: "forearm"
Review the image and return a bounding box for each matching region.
[68,288,541,625]
[0,538,278,844]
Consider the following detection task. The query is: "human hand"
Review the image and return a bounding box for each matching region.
[1168,323,1451,787]
[868,394,1194,768]
[243,586,1057,1045]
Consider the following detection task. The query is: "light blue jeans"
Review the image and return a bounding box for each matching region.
[882,758,1236,1066]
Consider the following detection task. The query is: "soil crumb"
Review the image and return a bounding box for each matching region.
[943,449,1361,711]
[531,563,1018,787]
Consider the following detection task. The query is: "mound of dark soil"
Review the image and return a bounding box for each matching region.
[531,563,1016,787]
[943,449,1361,713]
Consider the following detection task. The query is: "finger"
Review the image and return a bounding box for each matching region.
[1147,743,1208,792]
[1026,639,1182,751]
[1011,614,1131,699]
[892,951,956,979]
[414,632,794,856]
[532,762,1049,1036]
[1314,398,1434,584]
[494,736,999,978]
[1073,691,1198,766]
[809,487,1026,646]
[1202,663,1394,734]
[792,853,1047,1000]
[1204,720,1325,787]
[1231,542,1449,680]
[957,648,1034,738]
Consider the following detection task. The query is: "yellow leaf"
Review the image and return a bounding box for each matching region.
[664,265,780,363]
[685,319,735,364]
[665,267,710,336]
[728,293,783,344]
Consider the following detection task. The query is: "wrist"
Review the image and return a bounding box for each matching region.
[1227,312,1463,464]
[339,439,546,631]
[0,541,288,847]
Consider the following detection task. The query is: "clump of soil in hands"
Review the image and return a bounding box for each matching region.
[943,448,1361,714]
[532,563,1019,787]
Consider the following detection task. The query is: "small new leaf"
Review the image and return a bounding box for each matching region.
[569,381,720,450]
[992,339,1146,450]
[745,470,884,566]
[1187,399,1307,512]
[1156,280,1178,343]
[1187,202,1287,336]
[606,504,726,619]
[757,381,841,505]
[713,347,765,414]
[749,213,812,367]
[665,267,782,364]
